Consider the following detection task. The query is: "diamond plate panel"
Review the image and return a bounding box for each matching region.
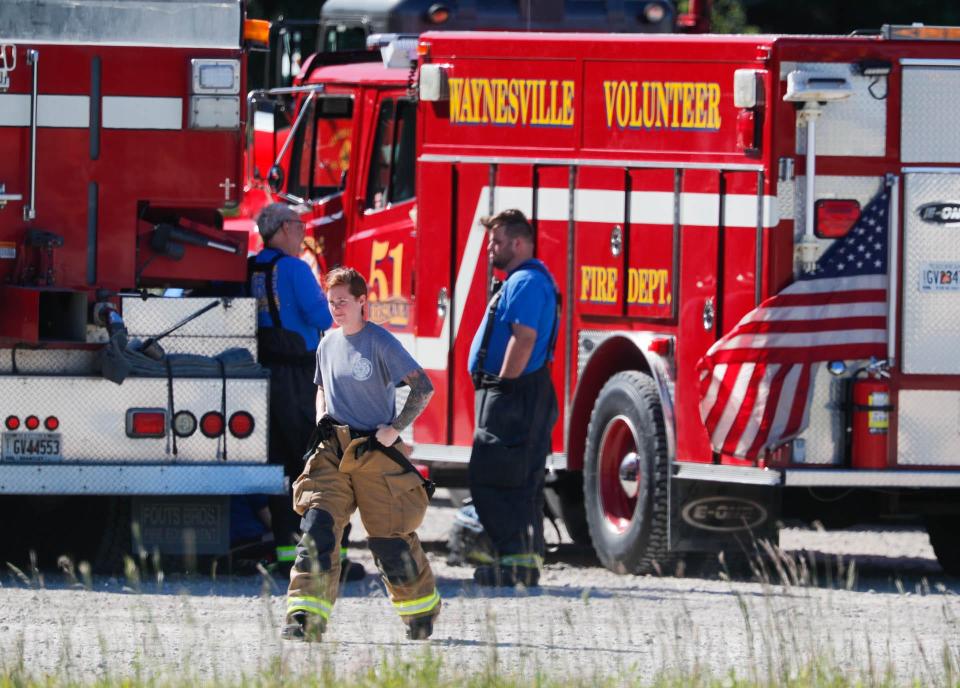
[785,63,886,158]
[0,376,268,463]
[901,172,960,374]
[902,66,960,163]
[897,390,960,466]
[148,336,257,358]
[793,361,867,465]
[122,296,256,337]
[0,349,99,375]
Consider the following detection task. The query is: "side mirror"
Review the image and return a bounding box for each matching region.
[267,164,285,193]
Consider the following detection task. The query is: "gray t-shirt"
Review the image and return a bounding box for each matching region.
[314,322,419,431]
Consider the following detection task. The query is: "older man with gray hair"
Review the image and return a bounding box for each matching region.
[250,203,333,565]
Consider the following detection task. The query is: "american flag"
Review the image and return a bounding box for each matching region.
[696,183,891,460]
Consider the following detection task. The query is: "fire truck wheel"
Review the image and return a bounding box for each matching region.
[583,371,671,575]
[926,515,960,576]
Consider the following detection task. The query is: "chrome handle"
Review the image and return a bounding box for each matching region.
[437,286,449,319]
[24,48,38,221]
[610,224,623,257]
[702,297,715,331]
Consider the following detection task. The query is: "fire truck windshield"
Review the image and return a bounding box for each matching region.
[287,95,354,201]
[0,0,242,48]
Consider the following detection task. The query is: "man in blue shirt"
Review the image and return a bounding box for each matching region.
[467,209,559,587]
[250,203,333,563]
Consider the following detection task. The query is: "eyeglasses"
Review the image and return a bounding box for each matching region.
[327,298,353,309]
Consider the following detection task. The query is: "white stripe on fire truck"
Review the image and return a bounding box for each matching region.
[0,95,183,130]
[0,94,90,128]
[102,96,182,130]
[397,185,778,370]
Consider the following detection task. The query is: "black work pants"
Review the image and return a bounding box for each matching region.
[468,366,558,559]
[265,359,317,548]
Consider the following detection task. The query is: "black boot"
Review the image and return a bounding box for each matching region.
[280,611,325,642]
[473,565,540,588]
[406,615,434,640]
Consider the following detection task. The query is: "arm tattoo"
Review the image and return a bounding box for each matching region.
[391,369,434,432]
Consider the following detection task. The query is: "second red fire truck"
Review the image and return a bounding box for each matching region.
[252,26,960,577]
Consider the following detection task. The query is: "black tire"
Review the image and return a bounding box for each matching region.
[927,515,960,576]
[548,473,592,547]
[583,371,672,575]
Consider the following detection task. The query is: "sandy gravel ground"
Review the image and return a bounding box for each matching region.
[1,492,958,685]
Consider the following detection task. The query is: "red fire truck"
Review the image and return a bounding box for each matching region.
[0,0,282,566]
[263,26,960,577]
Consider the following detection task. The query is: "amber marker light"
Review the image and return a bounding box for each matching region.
[243,19,271,48]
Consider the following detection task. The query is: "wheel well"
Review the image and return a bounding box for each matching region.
[566,336,651,473]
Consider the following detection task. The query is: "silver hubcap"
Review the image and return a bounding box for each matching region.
[618,452,640,498]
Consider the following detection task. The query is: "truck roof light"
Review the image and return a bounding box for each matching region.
[25,415,40,430]
[367,33,419,69]
[200,411,225,438]
[417,42,430,57]
[126,409,167,438]
[5,416,19,431]
[883,24,960,41]
[816,199,861,238]
[426,3,450,24]
[228,411,255,439]
[243,19,271,48]
[784,71,852,103]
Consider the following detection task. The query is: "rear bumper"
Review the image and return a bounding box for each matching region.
[784,469,960,488]
[0,462,286,495]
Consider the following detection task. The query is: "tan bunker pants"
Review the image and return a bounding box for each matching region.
[285,425,440,630]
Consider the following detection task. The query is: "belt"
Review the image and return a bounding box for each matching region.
[307,416,435,498]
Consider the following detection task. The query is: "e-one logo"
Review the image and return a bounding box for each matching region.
[918,202,960,225]
[680,496,767,532]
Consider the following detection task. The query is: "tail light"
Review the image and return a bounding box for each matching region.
[200,411,225,438]
[25,415,40,430]
[5,416,19,430]
[228,411,255,438]
[126,408,167,438]
[816,199,861,238]
[44,416,59,431]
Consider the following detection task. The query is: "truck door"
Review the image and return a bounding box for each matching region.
[347,93,417,331]
[674,169,724,463]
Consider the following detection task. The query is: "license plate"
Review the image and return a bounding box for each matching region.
[919,262,960,292]
[2,432,62,461]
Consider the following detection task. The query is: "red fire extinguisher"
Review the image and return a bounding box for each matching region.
[849,374,892,469]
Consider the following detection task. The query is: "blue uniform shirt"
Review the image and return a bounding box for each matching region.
[251,248,332,351]
[467,258,557,376]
